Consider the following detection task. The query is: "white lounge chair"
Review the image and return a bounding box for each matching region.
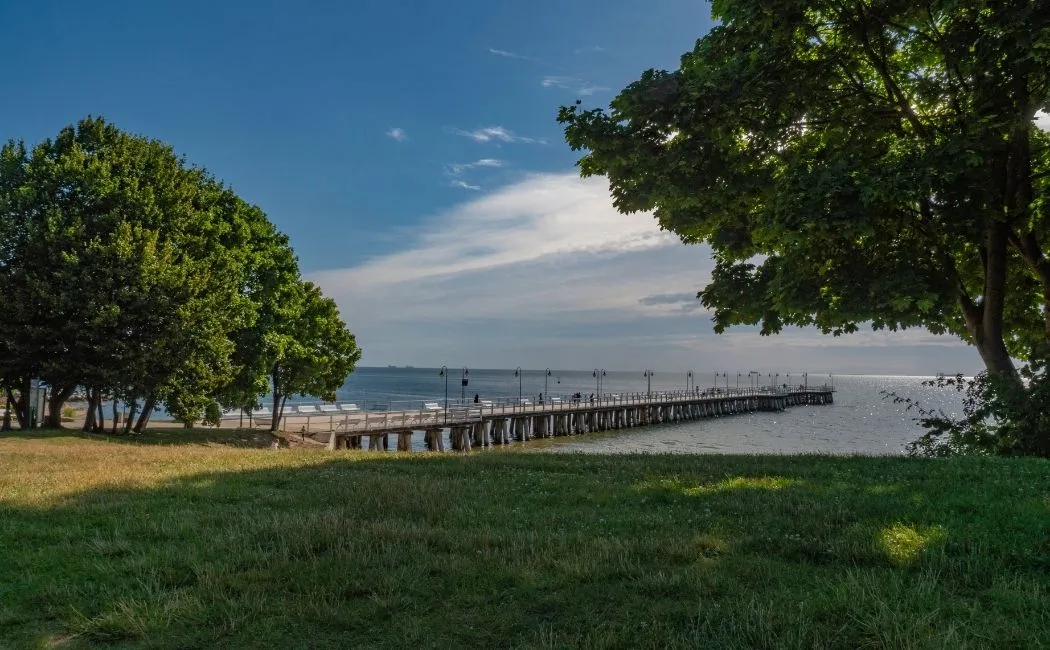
[479,400,494,408]
[423,402,442,411]
[296,405,318,415]
[318,404,339,413]
[253,407,271,417]
[340,403,361,412]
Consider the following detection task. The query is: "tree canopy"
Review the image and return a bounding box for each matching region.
[0,117,360,431]
[559,0,1050,375]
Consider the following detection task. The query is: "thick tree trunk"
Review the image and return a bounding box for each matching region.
[43,384,76,429]
[133,395,156,433]
[959,221,1018,376]
[111,399,119,435]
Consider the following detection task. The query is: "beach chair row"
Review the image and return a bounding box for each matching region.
[252,403,361,417]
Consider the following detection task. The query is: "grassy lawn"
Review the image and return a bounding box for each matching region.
[1,430,1048,649]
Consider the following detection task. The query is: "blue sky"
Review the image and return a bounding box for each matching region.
[1,0,984,374]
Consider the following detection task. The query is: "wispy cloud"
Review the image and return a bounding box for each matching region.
[448,126,546,145]
[386,127,407,142]
[450,180,481,191]
[309,172,977,373]
[1036,110,1050,131]
[573,45,606,54]
[541,76,609,96]
[488,48,542,63]
[447,158,505,175]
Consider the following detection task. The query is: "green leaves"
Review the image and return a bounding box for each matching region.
[559,0,1050,373]
[0,116,361,430]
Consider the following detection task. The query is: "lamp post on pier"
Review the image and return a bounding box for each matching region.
[593,369,606,399]
[686,370,693,392]
[644,369,654,400]
[804,372,808,390]
[461,367,469,402]
[438,366,448,423]
[786,373,791,389]
[737,372,741,389]
[514,367,522,404]
[544,368,551,403]
[775,373,780,390]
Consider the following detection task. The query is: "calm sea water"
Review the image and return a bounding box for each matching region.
[336,368,963,456]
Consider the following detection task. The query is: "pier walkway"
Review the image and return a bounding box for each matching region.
[255,386,834,452]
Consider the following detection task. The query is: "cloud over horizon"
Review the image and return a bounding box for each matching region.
[386,127,407,141]
[309,172,980,374]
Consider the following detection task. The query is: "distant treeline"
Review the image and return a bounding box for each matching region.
[0,117,360,432]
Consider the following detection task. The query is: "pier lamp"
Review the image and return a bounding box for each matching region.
[775,372,780,390]
[829,373,834,390]
[461,367,469,401]
[786,373,791,389]
[438,366,449,422]
[804,372,808,390]
[593,369,606,398]
[644,369,654,400]
[768,372,773,389]
[544,368,551,402]
[686,370,693,392]
[514,367,523,404]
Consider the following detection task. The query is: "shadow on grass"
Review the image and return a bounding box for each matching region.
[0,452,1048,648]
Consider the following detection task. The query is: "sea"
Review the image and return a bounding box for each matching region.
[329,368,965,456]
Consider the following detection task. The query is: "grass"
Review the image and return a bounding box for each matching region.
[1,429,1048,649]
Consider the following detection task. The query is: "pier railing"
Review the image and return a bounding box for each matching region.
[251,385,834,433]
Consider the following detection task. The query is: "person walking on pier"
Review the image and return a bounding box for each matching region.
[473,393,479,404]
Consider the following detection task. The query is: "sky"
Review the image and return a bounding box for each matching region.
[0,0,993,375]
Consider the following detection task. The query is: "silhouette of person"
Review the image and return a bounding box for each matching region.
[473,393,479,404]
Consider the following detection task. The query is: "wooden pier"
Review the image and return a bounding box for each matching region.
[276,387,835,452]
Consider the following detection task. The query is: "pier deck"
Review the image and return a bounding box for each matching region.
[257,387,835,452]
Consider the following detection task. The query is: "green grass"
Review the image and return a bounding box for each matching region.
[1,430,1049,649]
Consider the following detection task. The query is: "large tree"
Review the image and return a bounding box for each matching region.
[559,0,1050,375]
[0,118,266,428]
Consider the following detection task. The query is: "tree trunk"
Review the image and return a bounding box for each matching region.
[15,378,30,429]
[83,388,97,432]
[95,392,105,433]
[111,399,119,435]
[2,383,12,431]
[133,395,156,433]
[43,384,76,429]
[123,397,138,435]
[270,391,283,432]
